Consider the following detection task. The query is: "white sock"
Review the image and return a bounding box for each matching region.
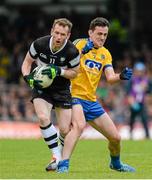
[40,123,59,154]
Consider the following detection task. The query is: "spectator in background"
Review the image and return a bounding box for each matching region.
[127,62,150,139]
[0,47,10,82]
[9,44,24,84]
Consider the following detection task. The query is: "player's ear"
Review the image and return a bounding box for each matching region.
[67,32,71,40]
[50,28,53,36]
[88,30,92,37]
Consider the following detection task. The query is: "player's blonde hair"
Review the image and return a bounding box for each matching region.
[52,18,73,33]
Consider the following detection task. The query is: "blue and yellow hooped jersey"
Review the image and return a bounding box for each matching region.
[71,38,113,101]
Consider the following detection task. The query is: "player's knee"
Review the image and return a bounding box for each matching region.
[73,121,86,135]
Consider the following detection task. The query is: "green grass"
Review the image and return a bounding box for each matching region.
[0,139,152,179]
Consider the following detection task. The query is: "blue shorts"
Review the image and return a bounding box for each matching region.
[72,98,105,121]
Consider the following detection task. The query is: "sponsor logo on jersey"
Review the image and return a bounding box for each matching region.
[85,59,102,71]
[40,53,47,59]
[63,103,71,106]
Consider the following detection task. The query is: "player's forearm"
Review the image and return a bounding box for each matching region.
[106,73,121,84]
[105,67,121,84]
[22,62,31,76]
[22,54,34,76]
[61,66,79,79]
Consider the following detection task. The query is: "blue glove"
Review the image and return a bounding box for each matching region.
[120,67,133,80]
[41,64,61,79]
[82,39,94,54]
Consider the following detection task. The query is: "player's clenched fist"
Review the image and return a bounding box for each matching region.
[120,67,133,80]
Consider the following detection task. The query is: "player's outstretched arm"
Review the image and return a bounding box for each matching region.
[105,66,133,84]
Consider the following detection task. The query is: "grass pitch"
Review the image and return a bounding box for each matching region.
[0,139,152,179]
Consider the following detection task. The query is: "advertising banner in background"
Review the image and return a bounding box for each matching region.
[0,121,151,140]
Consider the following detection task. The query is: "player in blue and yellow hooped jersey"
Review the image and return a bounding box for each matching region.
[57,17,135,173]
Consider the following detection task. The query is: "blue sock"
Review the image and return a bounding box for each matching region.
[110,155,121,168]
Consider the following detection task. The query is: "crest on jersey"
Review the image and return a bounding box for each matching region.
[91,52,96,59]
[101,54,105,60]
[60,57,66,62]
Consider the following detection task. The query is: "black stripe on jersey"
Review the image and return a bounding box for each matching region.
[44,133,58,141]
[48,142,58,149]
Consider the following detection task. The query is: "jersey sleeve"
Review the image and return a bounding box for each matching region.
[74,39,87,52]
[102,49,113,72]
[29,39,39,59]
[67,46,80,68]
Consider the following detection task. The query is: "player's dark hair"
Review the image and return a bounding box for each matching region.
[89,17,109,30]
[52,18,73,32]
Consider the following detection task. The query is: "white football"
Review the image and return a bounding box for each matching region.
[33,66,54,88]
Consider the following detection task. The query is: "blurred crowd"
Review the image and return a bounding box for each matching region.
[0,7,152,131]
[0,80,37,122]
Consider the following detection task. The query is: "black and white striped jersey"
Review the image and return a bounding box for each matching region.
[29,35,80,91]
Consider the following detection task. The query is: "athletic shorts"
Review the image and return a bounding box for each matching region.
[31,89,72,109]
[72,98,105,121]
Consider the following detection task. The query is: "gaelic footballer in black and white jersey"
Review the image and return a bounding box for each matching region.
[29,35,80,92]
[22,17,81,109]
[21,19,79,171]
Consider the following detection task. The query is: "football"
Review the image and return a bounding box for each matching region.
[33,65,54,88]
